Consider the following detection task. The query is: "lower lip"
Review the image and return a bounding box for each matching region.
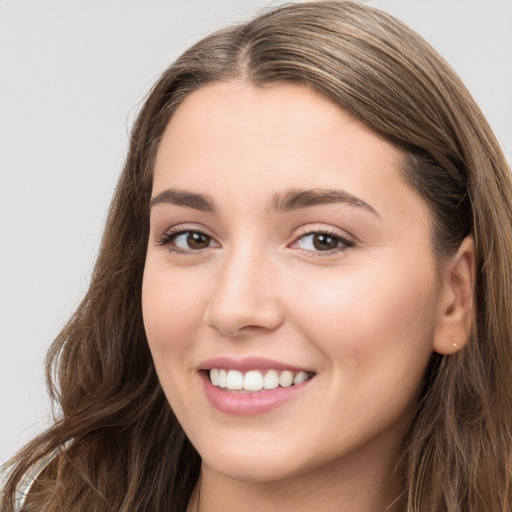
[201,372,313,416]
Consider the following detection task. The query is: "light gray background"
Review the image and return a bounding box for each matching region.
[1,0,511,463]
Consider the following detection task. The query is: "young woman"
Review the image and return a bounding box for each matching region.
[3,1,512,511]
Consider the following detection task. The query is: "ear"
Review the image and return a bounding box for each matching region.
[433,236,476,355]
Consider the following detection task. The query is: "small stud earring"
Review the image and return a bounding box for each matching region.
[452,343,458,349]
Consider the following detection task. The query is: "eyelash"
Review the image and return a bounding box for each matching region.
[156,227,355,256]
[292,229,355,256]
[156,227,215,255]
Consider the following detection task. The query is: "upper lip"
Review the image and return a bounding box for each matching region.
[198,356,314,373]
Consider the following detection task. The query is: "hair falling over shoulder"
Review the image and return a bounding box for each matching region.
[2,2,512,511]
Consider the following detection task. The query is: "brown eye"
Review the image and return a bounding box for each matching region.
[312,233,339,251]
[185,232,211,250]
[162,230,215,251]
[294,231,353,254]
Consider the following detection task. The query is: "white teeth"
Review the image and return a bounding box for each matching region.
[279,370,294,388]
[244,370,264,391]
[218,369,227,388]
[209,368,312,392]
[294,371,308,385]
[263,369,279,390]
[226,370,244,390]
[210,368,219,386]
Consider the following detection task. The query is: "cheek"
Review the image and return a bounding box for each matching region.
[141,264,208,356]
[287,260,439,376]
[285,265,438,446]
[141,264,210,421]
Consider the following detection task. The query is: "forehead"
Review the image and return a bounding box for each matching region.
[152,81,425,221]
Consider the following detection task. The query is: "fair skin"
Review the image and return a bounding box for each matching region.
[142,81,474,512]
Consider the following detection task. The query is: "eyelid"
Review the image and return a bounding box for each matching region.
[293,223,354,238]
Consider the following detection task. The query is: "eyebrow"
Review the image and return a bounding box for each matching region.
[269,188,379,216]
[150,189,216,212]
[149,187,378,216]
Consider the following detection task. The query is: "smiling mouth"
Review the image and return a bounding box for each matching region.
[207,368,316,393]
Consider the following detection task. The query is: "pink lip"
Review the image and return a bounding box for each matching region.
[199,356,312,373]
[198,357,315,416]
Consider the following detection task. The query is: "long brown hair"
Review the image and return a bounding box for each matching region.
[3,2,512,511]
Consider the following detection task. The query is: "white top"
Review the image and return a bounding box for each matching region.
[14,445,64,510]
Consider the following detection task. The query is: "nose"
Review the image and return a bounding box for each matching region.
[203,244,284,338]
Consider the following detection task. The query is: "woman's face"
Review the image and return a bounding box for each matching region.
[142,81,448,483]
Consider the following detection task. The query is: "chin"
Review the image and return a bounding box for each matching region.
[201,453,306,483]
[192,430,311,483]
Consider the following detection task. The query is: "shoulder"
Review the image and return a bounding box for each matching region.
[14,448,57,510]
[14,440,72,511]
